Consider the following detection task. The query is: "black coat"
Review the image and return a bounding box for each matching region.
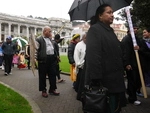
[67,41,77,64]
[121,34,142,68]
[85,21,126,93]
[140,39,150,73]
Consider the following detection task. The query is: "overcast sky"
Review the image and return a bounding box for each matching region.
[0,0,124,23]
[0,0,74,19]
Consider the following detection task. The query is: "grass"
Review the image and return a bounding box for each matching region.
[0,83,33,113]
[0,55,69,113]
[59,55,70,73]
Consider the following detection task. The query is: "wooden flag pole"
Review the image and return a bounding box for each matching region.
[57,24,65,34]
[125,7,147,98]
[135,50,147,98]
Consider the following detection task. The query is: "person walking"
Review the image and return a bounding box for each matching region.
[85,4,127,113]
[121,25,142,105]
[53,34,65,83]
[36,26,59,98]
[67,34,80,88]
[2,36,16,75]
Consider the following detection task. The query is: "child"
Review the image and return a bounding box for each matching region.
[18,51,27,69]
[12,52,19,67]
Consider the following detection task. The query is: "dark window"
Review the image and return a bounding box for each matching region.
[20,27,23,33]
[1,24,4,31]
[11,26,14,32]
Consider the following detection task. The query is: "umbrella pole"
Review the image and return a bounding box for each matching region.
[135,50,147,98]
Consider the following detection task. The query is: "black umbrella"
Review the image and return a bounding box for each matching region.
[68,0,133,21]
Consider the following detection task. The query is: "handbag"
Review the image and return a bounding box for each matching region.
[82,84,109,113]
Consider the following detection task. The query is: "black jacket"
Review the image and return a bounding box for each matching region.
[53,40,59,56]
[85,21,125,93]
[121,34,142,68]
[2,41,16,55]
[67,41,77,64]
[140,39,150,73]
[36,36,58,63]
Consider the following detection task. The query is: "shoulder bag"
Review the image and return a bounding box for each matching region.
[82,84,109,113]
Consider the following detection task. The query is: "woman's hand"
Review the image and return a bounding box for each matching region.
[126,65,132,70]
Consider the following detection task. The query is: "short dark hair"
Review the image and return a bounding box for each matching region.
[145,27,150,33]
[54,34,60,40]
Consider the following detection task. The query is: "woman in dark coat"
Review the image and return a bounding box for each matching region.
[85,4,126,113]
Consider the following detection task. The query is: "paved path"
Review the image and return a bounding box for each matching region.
[0,67,150,113]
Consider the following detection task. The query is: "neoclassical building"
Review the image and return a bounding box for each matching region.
[111,23,127,41]
[0,13,73,42]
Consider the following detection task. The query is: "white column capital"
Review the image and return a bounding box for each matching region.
[8,22,12,26]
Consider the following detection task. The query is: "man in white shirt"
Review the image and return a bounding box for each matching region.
[73,33,86,95]
[36,26,60,98]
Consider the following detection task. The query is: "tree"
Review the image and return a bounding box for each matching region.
[118,0,150,28]
[27,15,33,18]
[131,0,150,28]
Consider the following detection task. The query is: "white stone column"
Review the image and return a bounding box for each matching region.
[18,24,20,37]
[26,26,29,41]
[8,23,11,36]
[0,23,1,41]
[34,27,37,35]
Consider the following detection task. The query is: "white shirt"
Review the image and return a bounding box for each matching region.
[74,41,86,68]
[43,38,54,55]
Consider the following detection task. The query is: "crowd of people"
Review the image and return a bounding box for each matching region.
[67,4,150,113]
[0,36,32,74]
[1,4,150,113]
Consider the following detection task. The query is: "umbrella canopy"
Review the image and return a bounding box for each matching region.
[68,0,133,21]
[12,37,28,48]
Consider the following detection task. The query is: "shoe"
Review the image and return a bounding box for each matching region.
[4,72,8,76]
[49,90,60,96]
[57,79,65,83]
[42,91,48,98]
[134,100,141,105]
[136,92,144,97]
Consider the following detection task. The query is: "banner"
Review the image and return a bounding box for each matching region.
[125,7,137,46]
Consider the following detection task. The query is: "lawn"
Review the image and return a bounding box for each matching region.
[0,83,33,113]
[59,55,70,73]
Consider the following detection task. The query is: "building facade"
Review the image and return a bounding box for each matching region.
[111,23,127,41]
[0,13,73,42]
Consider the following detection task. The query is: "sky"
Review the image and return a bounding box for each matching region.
[0,0,124,23]
[0,0,74,20]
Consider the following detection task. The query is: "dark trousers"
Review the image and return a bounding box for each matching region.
[56,63,61,80]
[38,55,57,91]
[4,54,13,74]
[0,56,3,66]
[26,57,30,69]
[126,67,141,103]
